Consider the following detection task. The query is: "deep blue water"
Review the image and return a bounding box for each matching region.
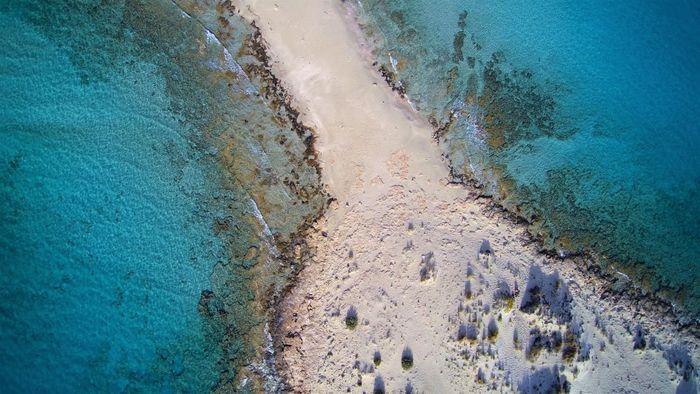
[0,0,323,391]
[354,1,700,318]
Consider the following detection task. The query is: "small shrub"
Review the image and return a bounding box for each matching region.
[465,323,479,341]
[476,368,486,384]
[493,280,515,312]
[526,328,545,361]
[487,318,499,342]
[373,351,382,366]
[345,306,358,329]
[419,252,436,281]
[373,375,385,394]
[550,330,563,351]
[561,329,578,362]
[458,324,470,341]
[504,296,515,312]
[401,347,414,370]
[632,325,646,350]
[464,280,473,299]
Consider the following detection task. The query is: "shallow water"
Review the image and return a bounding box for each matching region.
[354,0,700,319]
[0,0,323,391]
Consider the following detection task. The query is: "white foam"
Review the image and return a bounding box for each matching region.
[388,52,398,73]
[249,198,275,238]
[205,29,217,44]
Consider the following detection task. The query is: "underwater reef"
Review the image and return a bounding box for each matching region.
[0,0,325,391]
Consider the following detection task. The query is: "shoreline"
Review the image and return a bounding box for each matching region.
[226,16,332,393]
[171,3,331,390]
[340,0,700,329]
[233,1,699,391]
[343,1,700,324]
[336,0,699,334]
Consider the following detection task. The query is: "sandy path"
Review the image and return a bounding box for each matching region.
[234,1,698,392]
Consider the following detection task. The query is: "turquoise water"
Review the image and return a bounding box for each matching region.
[0,0,323,391]
[354,1,700,319]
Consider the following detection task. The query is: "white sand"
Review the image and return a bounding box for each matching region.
[234,1,699,392]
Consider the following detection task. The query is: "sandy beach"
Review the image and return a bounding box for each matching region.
[233,1,699,392]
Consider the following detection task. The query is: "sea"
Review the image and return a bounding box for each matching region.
[0,0,324,391]
[353,0,700,320]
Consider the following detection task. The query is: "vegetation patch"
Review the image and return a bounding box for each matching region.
[345,306,358,330]
[401,347,414,370]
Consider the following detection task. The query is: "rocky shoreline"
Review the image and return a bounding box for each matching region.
[342,0,700,325]
[233,1,699,391]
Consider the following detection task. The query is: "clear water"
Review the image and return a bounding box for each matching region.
[354,1,700,319]
[0,0,323,391]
